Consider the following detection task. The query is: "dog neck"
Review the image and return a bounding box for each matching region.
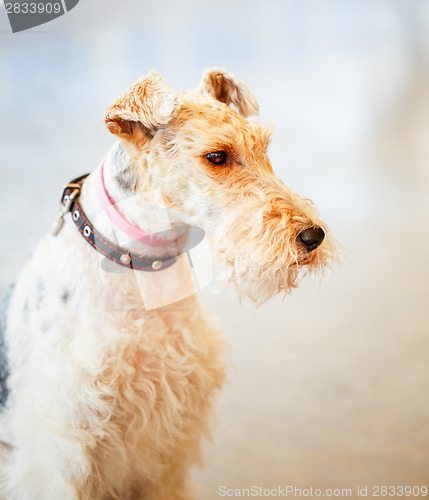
[75,144,181,260]
[96,158,174,248]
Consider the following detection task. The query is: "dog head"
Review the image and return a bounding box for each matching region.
[104,68,337,303]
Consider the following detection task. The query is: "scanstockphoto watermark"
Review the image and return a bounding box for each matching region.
[218,485,428,497]
[2,0,79,33]
[219,486,352,498]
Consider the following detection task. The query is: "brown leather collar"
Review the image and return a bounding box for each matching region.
[52,174,177,272]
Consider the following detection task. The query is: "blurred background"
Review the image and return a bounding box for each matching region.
[0,0,428,497]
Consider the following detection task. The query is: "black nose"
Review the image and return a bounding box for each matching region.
[298,226,325,252]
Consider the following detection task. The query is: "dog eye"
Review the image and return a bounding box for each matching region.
[206,151,228,165]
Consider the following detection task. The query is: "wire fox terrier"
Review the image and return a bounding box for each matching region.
[0,68,335,499]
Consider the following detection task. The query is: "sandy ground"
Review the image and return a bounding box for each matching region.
[192,221,429,498]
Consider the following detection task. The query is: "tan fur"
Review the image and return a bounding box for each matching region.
[197,67,259,118]
[0,68,336,499]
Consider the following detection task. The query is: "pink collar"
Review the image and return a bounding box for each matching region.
[95,159,173,247]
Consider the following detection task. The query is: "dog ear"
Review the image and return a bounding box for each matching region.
[198,67,259,118]
[105,71,180,138]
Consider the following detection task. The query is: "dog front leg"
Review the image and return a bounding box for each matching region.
[1,457,81,500]
[0,423,95,500]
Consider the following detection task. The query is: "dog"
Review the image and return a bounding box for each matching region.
[0,68,335,499]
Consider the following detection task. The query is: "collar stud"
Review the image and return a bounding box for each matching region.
[120,253,131,265]
[152,260,163,271]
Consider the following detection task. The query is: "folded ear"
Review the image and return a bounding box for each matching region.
[105,71,180,138]
[197,67,259,118]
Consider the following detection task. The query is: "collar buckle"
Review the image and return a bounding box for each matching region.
[61,186,80,212]
[52,175,89,237]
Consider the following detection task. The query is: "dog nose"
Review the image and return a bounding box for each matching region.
[298,226,325,252]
